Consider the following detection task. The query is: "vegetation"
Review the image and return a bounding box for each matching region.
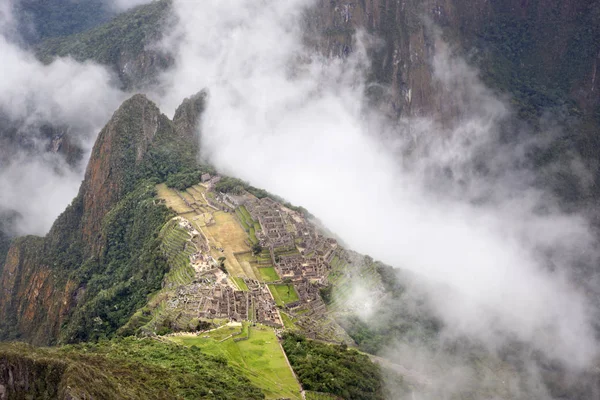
[0,211,18,271]
[319,285,333,305]
[337,264,441,355]
[59,181,174,343]
[232,276,249,291]
[17,0,113,42]
[0,337,264,399]
[268,284,300,306]
[36,0,171,89]
[281,333,384,400]
[166,165,216,190]
[305,392,340,400]
[258,267,280,282]
[172,325,302,399]
[0,231,11,272]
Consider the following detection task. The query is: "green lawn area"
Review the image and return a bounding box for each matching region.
[194,324,243,341]
[268,284,300,306]
[280,312,299,331]
[236,206,261,244]
[249,225,258,244]
[258,267,280,282]
[171,325,301,399]
[232,276,249,291]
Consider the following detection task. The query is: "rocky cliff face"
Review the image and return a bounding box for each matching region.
[79,95,171,255]
[312,0,599,119]
[0,93,204,344]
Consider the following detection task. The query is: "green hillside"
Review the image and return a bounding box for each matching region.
[0,337,264,399]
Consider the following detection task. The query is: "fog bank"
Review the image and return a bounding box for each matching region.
[157,0,599,379]
[0,23,124,235]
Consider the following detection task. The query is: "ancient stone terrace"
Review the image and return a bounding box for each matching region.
[167,270,282,327]
[243,197,339,284]
[275,255,327,282]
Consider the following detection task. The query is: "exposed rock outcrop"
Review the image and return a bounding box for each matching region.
[311,0,600,118]
[0,93,203,344]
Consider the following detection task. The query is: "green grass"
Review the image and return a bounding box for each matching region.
[0,337,264,399]
[239,206,253,222]
[258,267,280,282]
[268,284,300,306]
[159,219,196,286]
[233,276,249,291]
[171,325,301,399]
[236,206,260,244]
[249,226,259,244]
[280,312,300,331]
[235,208,250,231]
[198,324,244,341]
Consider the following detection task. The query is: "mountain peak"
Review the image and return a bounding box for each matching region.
[80,94,168,254]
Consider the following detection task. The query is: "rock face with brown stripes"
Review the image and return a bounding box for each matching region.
[309,0,599,119]
[0,93,204,345]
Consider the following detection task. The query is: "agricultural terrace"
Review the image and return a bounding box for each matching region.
[170,324,301,399]
[268,284,300,306]
[258,267,280,282]
[205,211,257,279]
[156,183,193,213]
[155,183,258,280]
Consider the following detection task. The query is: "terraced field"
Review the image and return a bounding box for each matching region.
[236,205,261,244]
[257,267,280,282]
[156,183,193,213]
[327,252,383,312]
[160,219,196,286]
[171,324,302,399]
[268,284,300,306]
[232,276,249,291]
[206,211,257,279]
[156,183,257,280]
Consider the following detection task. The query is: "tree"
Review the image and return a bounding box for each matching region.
[218,256,227,273]
[252,243,262,255]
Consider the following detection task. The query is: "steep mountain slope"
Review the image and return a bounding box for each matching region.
[0,92,205,345]
[0,338,265,399]
[313,0,600,121]
[31,0,600,208]
[36,0,171,90]
[33,0,599,122]
[15,0,113,43]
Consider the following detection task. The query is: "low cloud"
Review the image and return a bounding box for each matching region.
[105,0,153,12]
[0,27,124,235]
[156,0,599,390]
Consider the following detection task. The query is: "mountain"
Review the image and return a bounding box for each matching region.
[0,92,393,399]
[15,0,114,43]
[36,0,171,91]
[1,92,597,399]
[0,92,204,345]
[32,0,600,209]
[2,1,600,399]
